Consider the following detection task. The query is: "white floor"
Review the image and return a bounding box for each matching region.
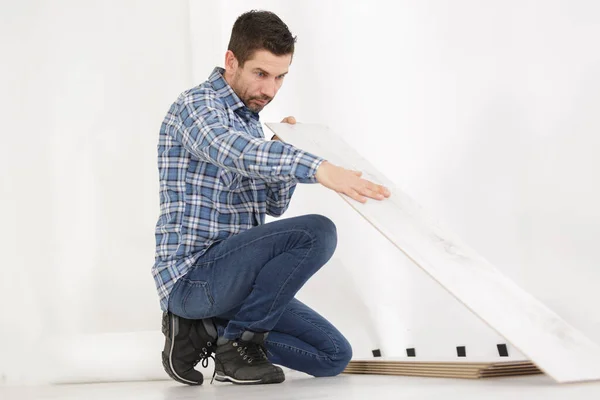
[2,372,600,400]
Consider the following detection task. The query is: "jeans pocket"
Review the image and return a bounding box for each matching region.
[174,278,215,319]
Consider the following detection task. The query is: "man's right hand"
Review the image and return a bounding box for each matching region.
[315,161,391,204]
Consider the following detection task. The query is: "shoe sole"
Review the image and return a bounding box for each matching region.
[213,371,285,385]
[161,313,203,386]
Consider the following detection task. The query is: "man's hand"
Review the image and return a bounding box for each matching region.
[271,116,296,141]
[315,161,391,203]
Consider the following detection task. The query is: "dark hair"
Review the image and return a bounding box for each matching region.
[227,10,297,67]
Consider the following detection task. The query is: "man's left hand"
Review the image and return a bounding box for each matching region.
[271,116,296,141]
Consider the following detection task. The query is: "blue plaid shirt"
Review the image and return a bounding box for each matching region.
[152,67,325,311]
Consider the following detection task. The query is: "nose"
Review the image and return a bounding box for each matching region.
[261,79,277,99]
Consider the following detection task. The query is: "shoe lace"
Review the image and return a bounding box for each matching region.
[236,341,268,364]
[193,340,215,369]
[210,340,268,384]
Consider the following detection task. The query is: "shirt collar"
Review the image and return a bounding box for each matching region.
[209,67,260,120]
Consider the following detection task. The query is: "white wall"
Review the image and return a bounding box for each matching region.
[0,0,192,384]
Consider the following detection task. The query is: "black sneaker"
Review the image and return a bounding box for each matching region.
[212,331,285,385]
[161,312,217,385]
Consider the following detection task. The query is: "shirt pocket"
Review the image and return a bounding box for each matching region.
[219,169,242,190]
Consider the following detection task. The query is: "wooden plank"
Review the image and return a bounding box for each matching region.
[344,367,541,375]
[348,359,535,367]
[343,369,543,379]
[345,365,540,373]
[344,371,482,379]
[266,122,600,383]
[345,366,534,373]
[344,370,542,378]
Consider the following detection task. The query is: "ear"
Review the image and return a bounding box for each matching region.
[224,50,238,72]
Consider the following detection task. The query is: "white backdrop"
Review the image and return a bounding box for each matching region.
[1,0,600,385]
[0,0,192,384]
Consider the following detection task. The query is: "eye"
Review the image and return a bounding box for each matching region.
[256,71,266,77]
[276,75,286,80]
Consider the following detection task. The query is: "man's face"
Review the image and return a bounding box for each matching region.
[225,49,291,113]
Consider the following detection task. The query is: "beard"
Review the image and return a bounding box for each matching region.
[230,71,272,112]
[244,95,272,113]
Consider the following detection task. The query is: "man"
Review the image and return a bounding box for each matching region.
[153,10,390,386]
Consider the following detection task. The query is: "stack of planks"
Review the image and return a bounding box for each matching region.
[343,359,543,379]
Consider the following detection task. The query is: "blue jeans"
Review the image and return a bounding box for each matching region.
[167,214,353,377]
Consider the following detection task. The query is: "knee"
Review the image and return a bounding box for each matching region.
[315,338,353,377]
[301,214,338,254]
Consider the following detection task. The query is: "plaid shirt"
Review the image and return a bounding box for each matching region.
[152,67,325,311]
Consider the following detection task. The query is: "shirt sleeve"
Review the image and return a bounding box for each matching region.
[266,180,298,217]
[172,91,325,184]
